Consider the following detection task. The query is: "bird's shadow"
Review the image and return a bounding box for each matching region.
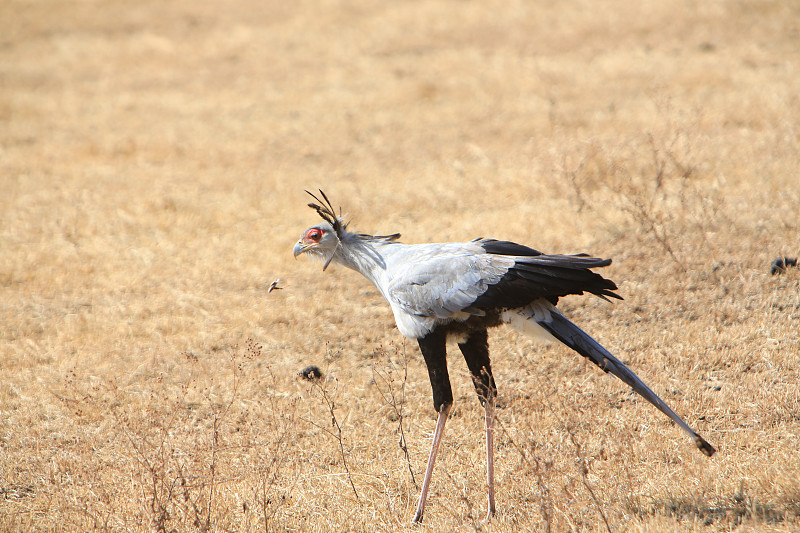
[627,496,792,527]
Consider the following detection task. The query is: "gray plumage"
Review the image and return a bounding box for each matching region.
[294,218,620,339]
[294,190,714,523]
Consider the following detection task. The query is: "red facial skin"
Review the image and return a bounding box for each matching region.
[305,228,323,243]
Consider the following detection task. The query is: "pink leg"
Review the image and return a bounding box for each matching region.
[484,397,496,521]
[412,404,451,523]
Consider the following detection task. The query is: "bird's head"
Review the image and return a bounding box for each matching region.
[293,189,346,271]
[293,220,341,270]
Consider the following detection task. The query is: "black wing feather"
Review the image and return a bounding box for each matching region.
[477,239,544,257]
[471,239,622,308]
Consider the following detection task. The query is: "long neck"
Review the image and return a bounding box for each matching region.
[333,232,397,293]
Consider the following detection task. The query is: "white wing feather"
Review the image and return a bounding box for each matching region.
[386,243,514,319]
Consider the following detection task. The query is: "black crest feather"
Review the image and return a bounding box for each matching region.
[304,189,402,242]
[306,189,345,237]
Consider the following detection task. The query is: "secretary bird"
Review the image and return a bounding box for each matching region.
[293,190,715,523]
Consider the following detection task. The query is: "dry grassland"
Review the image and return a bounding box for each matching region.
[2,0,799,531]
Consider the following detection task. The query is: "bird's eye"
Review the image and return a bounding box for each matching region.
[306,228,323,241]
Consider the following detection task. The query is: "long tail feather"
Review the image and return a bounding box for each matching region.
[538,311,716,457]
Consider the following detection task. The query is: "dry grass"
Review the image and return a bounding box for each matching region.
[2,0,799,531]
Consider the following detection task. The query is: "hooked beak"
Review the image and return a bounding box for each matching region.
[293,241,315,258]
[293,240,336,271]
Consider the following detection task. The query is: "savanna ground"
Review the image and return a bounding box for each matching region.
[2,0,799,531]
